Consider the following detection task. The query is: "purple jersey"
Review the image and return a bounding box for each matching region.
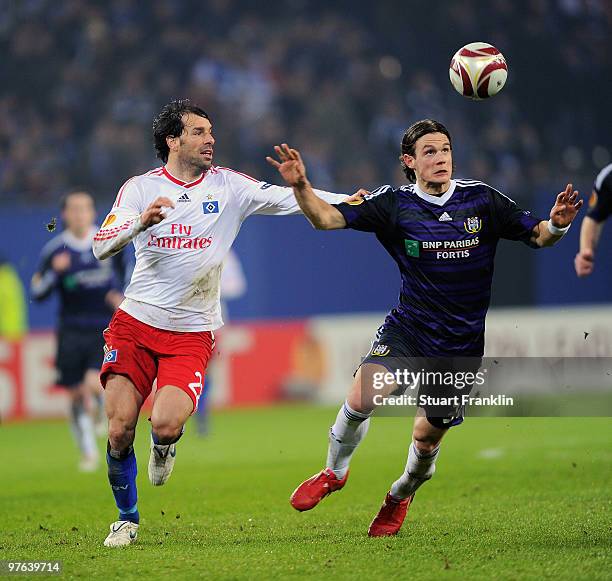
[334,179,541,356]
[31,227,127,330]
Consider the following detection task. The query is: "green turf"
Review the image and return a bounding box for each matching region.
[1,407,611,580]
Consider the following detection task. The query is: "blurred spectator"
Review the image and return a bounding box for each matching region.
[0,255,28,341]
[281,331,327,402]
[0,0,610,207]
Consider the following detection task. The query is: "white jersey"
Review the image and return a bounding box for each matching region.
[93,165,345,332]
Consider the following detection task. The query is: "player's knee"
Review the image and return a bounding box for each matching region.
[346,384,376,414]
[412,435,440,456]
[107,419,135,450]
[151,420,183,444]
[346,397,372,415]
[108,427,129,450]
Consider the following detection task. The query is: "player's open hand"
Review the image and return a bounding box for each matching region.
[574,249,594,277]
[550,184,583,228]
[141,197,175,227]
[266,144,308,188]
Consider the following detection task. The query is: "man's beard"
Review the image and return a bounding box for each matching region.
[189,155,212,173]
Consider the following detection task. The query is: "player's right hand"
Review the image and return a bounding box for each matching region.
[141,197,175,227]
[51,251,71,273]
[266,144,308,188]
[574,249,594,277]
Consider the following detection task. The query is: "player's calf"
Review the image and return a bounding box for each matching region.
[387,414,447,499]
[368,420,444,537]
[290,398,372,511]
[103,375,143,546]
[390,441,440,499]
[105,374,142,451]
[326,402,371,480]
[107,444,139,514]
[148,384,194,486]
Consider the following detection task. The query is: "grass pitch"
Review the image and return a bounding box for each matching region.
[1,406,611,579]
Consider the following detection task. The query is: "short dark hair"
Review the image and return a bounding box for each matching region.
[153,99,210,163]
[399,119,452,182]
[60,189,94,211]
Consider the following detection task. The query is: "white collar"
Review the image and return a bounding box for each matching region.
[63,226,97,251]
[413,180,456,206]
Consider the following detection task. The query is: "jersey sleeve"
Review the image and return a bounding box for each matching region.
[30,239,60,301]
[93,178,147,260]
[333,185,397,233]
[587,164,612,223]
[489,186,541,246]
[224,169,347,219]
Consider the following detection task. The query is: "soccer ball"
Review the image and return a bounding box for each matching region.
[449,42,508,100]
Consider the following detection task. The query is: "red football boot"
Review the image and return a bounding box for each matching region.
[367,492,413,537]
[290,468,349,511]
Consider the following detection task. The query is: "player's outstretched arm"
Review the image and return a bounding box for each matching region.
[531,184,583,248]
[93,196,175,260]
[574,215,604,277]
[266,144,346,230]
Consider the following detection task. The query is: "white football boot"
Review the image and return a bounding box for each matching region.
[103,520,138,547]
[148,438,176,486]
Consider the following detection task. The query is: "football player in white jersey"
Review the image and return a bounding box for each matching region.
[93,99,353,547]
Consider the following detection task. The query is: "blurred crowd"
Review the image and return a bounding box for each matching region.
[0,0,610,207]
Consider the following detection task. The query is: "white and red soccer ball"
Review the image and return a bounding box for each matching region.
[449,42,508,100]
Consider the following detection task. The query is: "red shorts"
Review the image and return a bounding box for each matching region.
[100,309,215,412]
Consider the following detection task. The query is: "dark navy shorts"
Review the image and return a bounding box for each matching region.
[55,326,106,388]
[360,322,482,429]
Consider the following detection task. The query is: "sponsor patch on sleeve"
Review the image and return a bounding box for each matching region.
[101,214,117,228]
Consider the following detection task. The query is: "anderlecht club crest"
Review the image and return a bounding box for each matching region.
[464,216,482,234]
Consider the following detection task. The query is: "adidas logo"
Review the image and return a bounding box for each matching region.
[177,193,191,203]
[438,212,452,222]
